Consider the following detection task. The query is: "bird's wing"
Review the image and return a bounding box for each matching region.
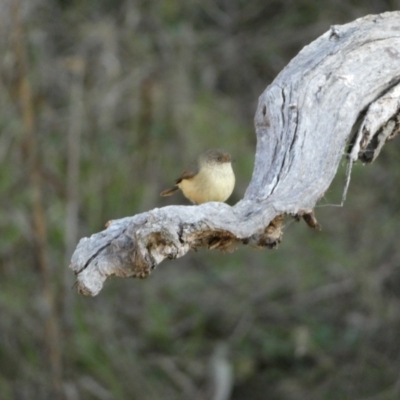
[176,168,196,183]
[175,158,200,183]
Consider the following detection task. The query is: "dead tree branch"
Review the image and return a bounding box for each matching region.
[71,12,400,296]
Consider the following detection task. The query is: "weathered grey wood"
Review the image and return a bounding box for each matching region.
[356,82,400,163]
[70,12,400,296]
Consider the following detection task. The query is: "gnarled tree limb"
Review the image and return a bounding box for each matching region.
[71,12,400,296]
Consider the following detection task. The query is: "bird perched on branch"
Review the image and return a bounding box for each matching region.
[160,148,235,204]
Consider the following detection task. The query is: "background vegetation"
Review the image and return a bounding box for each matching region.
[1,0,400,399]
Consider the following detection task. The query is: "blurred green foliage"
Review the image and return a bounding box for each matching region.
[1,0,400,399]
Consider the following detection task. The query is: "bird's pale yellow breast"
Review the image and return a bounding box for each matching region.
[178,162,235,204]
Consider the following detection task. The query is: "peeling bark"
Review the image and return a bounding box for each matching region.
[71,12,400,296]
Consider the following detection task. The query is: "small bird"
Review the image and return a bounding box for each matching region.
[160,148,235,204]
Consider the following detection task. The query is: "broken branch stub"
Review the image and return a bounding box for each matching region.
[71,12,400,296]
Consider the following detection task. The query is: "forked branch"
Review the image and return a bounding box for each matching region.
[71,12,400,296]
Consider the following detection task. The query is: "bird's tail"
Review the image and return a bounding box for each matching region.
[160,186,179,197]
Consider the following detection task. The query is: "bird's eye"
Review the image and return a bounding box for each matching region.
[217,156,222,162]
